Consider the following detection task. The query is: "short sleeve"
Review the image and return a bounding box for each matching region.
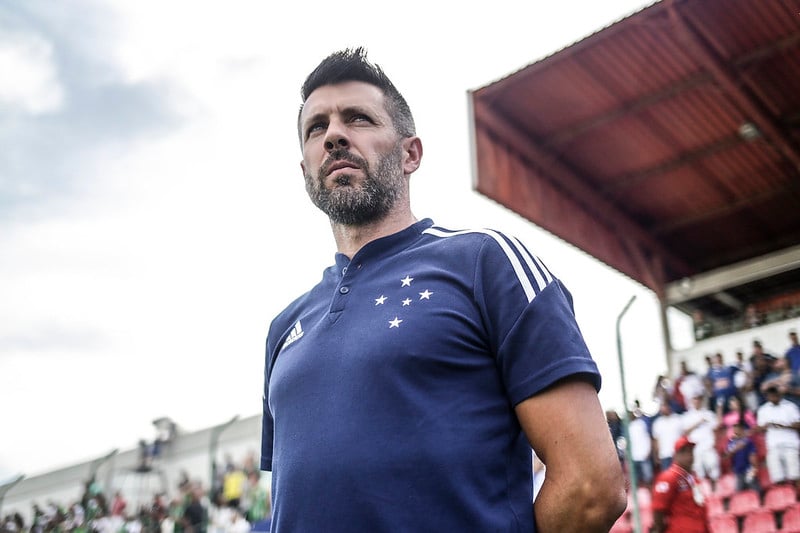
[473,233,600,406]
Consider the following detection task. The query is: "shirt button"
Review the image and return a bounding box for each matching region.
[339,286,350,294]
[342,266,348,274]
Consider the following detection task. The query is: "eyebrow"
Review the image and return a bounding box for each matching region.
[301,105,379,131]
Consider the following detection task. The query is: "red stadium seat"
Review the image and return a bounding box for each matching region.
[716,473,737,499]
[781,502,800,532]
[707,494,729,519]
[709,514,739,533]
[729,489,761,516]
[741,508,777,533]
[764,484,797,512]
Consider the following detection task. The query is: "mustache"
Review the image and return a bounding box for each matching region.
[320,149,368,177]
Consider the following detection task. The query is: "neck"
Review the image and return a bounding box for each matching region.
[330,204,417,259]
[674,461,691,472]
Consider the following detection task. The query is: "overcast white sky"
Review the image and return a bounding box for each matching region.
[0,0,687,480]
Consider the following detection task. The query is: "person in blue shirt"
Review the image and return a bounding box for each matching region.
[786,330,800,376]
[723,422,760,494]
[707,352,738,412]
[260,47,626,532]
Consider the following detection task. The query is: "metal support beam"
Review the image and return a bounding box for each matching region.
[472,98,692,280]
[667,1,800,173]
[665,244,800,305]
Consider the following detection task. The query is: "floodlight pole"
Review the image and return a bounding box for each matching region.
[617,295,641,533]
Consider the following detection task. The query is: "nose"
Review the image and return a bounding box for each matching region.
[324,120,349,152]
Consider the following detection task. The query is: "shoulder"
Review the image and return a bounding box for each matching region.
[422,223,555,292]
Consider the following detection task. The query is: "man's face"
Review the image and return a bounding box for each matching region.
[692,395,703,409]
[675,447,694,469]
[299,81,408,226]
[791,333,798,346]
[767,391,781,405]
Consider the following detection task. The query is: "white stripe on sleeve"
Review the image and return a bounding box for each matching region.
[423,227,550,303]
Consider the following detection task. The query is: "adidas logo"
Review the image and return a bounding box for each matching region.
[281,320,304,351]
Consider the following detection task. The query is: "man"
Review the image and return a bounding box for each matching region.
[707,352,738,412]
[652,436,708,533]
[786,330,800,376]
[682,393,721,490]
[723,421,760,493]
[756,385,800,488]
[260,48,625,532]
[629,407,654,488]
[747,341,777,408]
[652,401,684,470]
[674,360,704,413]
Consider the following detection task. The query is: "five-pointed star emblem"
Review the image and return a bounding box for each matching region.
[389,317,403,328]
[419,289,433,300]
[402,298,412,306]
[375,295,387,305]
[400,275,414,287]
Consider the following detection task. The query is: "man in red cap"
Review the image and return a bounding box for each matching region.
[651,436,708,533]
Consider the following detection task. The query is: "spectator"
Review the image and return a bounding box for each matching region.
[746,343,777,409]
[744,304,763,328]
[652,436,707,533]
[652,402,684,471]
[182,483,207,533]
[110,490,127,517]
[674,361,704,413]
[707,352,737,413]
[606,410,625,463]
[227,508,250,533]
[761,357,800,407]
[629,407,654,488]
[719,394,756,441]
[756,385,800,488]
[786,330,800,376]
[723,421,760,494]
[221,463,246,511]
[682,393,721,491]
[692,310,713,341]
[241,471,269,524]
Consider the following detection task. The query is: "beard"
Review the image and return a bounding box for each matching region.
[304,143,406,226]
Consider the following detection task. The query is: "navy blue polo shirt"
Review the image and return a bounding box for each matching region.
[261,219,600,532]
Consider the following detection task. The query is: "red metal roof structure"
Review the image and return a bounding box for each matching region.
[469,0,800,330]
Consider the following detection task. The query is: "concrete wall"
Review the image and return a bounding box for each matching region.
[669,316,800,378]
[2,414,265,524]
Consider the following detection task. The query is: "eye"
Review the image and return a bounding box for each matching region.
[306,122,325,138]
[350,114,372,123]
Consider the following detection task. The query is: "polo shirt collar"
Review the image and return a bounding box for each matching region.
[334,218,434,272]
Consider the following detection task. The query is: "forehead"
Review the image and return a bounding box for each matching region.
[300,81,387,123]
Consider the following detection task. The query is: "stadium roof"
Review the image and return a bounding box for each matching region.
[469,0,800,316]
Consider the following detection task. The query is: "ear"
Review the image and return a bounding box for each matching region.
[401,136,423,175]
[300,160,307,175]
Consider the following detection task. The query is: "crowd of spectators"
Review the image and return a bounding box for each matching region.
[1,452,270,533]
[609,328,800,530]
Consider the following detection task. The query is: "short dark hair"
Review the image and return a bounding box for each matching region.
[297,47,416,142]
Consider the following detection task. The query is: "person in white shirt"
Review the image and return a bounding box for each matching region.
[682,394,721,489]
[652,402,685,471]
[629,408,654,487]
[757,385,800,487]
